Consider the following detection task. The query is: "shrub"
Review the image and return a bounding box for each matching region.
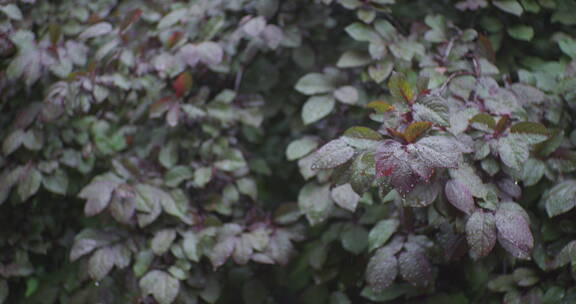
[1,0,576,303]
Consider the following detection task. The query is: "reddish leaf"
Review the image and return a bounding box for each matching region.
[398,248,433,287]
[172,72,193,97]
[388,73,414,104]
[367,101,395,113]
[495,202,534,259]
[404,121,432,143]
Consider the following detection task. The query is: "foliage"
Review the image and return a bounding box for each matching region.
[2,0,576,303]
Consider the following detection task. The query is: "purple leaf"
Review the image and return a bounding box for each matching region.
[445,179,475,214]
[179,44,200,67]
[465,211,497,259]
[243,16,267,37]
[262,25,283,49]
[398,248,433,287]
[495,202,534,259]
[402,179,441,207]
[497,177,521,200]
[151,229,177,255]
[366,250,398,291]
[376,136,462,194]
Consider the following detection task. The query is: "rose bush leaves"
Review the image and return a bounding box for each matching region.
[3,0,576,303]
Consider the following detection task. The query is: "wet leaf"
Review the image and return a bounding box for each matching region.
[301,95,335,125]
[542,180,576,217]
[366,250,398,291]
[311,139,354,170]
[140,270,180,304]
[295,73,335,95]
[466,211,497,258]
[495,202,534,259]
[331,183,360,212]
[298,182,334,225]
[368,219,399,252]
[445,179,475,214]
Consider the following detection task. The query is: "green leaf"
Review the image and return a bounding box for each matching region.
[493,0,524,16]
[159,141,178,169]
[2,129,24,156]
[133,250,154,277]
[345,22,377,42]
[343,126,382,149]
[151,229,177,255]
[470,113,496,131]
[497,136,529,171]
[388,73,414,103]
[334,86,359,105]
[412,97,450,127]
[311,138,355,170]
[404,121,432,143]
[18,168,42,201]
[42,169,68,195]
[507,25,534,41]
[510,122,549,143]
[331,183,360,212]
[193,167,212,188]
[520,158,545,186]
[295,73,335,95]
[298,182,334,225]
[88,247,115,280]
[286,137,318,161]
[164,166,193,187]
[0,4,23,20]
[558,36,576,59]
[301,95,335,125]
[182,231,200,262]
[368,219,399,252]
[542,180,576,217]
[553,240,576,268]
[80,180,121,217]
[374,20,397,41]
[341,225,368,254]
[369,59,394,83]
[337,50,372,68]
[140,270,180,304]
